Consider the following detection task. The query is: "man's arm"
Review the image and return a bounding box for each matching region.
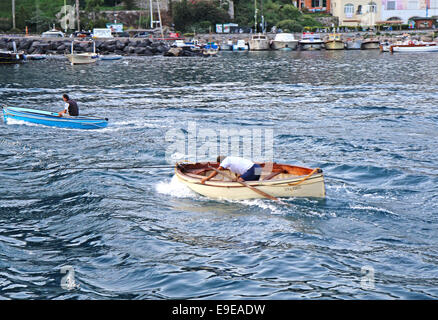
[201,166,223,184]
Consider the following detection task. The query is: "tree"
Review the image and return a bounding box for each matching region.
[123,0,136,10]
[173,0,229,32]
[85,0,103,22]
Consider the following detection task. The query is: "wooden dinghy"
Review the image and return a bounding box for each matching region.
[175,162,325,200]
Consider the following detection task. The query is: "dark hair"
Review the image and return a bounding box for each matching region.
[217,156,225,163]
[63,94,69,100]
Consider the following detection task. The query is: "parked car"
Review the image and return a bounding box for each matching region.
[133,32,152,38]
[112,31,130,38]
[72,31,92,38]
[42,29,64,38]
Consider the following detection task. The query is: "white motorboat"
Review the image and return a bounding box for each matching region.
[232,39,248,51]
[299,32,324,50]
[271,33,299,50]
[248,34,270,51]
[390,40,438,53]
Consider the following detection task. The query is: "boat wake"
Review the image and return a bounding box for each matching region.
[156,175,285,215]
[4,118,40,127]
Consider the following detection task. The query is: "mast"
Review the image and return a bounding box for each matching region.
[156,0,164,39]
[149,0,153,28]
[12,0,16,30]
[254,0,257,33]
[75,0,80,31]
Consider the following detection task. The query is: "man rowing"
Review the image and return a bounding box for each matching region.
[58,94,79,117]
[201,156,262,184]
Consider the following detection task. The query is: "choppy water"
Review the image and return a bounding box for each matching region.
[0,50,437,299]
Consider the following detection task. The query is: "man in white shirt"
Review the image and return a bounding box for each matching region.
[201,156,261,184]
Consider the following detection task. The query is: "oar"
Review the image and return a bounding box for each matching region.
[207,166,290,206]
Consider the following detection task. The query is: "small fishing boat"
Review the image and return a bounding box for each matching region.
[99,54,123,61]
[390,40,438,53]
[324,33,345,50]
[0,42,25,64]
[361,39,380,50]
[25,54,47,60]
[2,106,108,129]
[232,39,249,51]
[202,44,219,56]
[379,40,391,52]
[66,40,98,65]
[345,39,362,50]
[248,34,270,51]
[175,162,325,200]
[271,33,299,50]
[299,32,324,50]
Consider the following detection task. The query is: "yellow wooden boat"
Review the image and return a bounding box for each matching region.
[324,33,345,50]
[175,162,325,200]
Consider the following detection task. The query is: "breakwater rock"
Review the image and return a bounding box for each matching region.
[0,37,171,56]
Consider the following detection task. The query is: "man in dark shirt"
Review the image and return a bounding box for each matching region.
[58,94,79,116]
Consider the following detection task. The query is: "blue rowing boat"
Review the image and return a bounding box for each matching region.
[2,106,108,129]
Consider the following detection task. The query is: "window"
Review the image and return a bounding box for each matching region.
[430,0,438,8]
[387,1,396,10]
[344,3,354,18]
[367,2,377,13]
[311,0,327,7]
[357,5,362,14]
[407,0,419,9]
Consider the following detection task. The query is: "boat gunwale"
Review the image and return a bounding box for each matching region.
[4,107,108,122]
[175,164,324,187]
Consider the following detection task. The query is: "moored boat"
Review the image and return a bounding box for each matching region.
[271,33,299,50]
[0,49,25,64]
[345,39,362,50]
[99,54,123,61]
[390,40,438,53]
[361,39,380,50]
[175,162,325,200]
[299,32,324,50]
[66,40,98,65]
[324,33,345,50]
[232,39,249,51]
[248,34,270,51]
[2,106,108,129]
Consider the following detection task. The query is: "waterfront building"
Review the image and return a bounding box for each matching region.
[330,0,383,27]
[380,0,438,24]
[296,0,331,13]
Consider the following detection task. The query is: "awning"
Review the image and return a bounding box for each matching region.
[376,20,403,25]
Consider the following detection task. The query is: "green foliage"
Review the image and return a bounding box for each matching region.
[123,0,137,10]
[277,19,303,32]
[234,0,322,31]
[173,0,229,32]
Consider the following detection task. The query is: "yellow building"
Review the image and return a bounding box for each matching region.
[330,0,383,27]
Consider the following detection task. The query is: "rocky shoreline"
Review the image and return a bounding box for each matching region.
[0,36,174,56]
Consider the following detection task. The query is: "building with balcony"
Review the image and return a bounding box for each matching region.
[380,0,438,24]
[330,0,382,26]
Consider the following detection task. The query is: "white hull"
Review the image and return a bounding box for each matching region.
[391,45,438,52]
[66,53,98,65]
[248,39,270,51]
[346,41,362,50]
[175,163,326,200]
[300,41,323,50]
[271,40,298,50]
[361,41,380,50]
